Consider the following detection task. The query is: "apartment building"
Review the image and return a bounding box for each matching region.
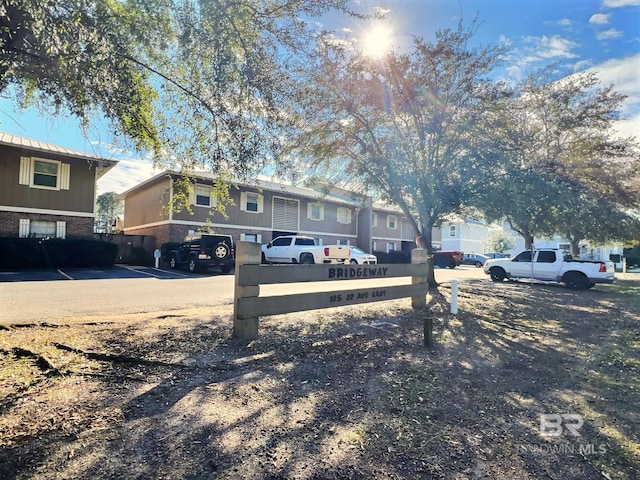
[0,132,117,238]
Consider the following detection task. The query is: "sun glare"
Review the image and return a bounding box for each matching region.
[361,24,394,58]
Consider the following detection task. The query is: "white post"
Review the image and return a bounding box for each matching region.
[153,249,161,269]
[451,279,458,315]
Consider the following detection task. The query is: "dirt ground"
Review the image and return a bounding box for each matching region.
[1,275,638,479]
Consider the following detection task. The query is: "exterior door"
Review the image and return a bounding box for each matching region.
[534,250,560,280]
[265,236,293,262]
[509,250,532,278]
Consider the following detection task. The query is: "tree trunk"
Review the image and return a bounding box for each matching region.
[416,223,438,289]
[569,238,581,258]
[523,232,534,250]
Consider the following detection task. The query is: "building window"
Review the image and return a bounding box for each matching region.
[371,212,378,227]
[337,207,352,224]
[241,191,263,213]
[194,184,215,207]
[449,225,457,237]
[33,160,59,188]
[19,219,67,239]
[337,239,350,246]
[19,157,70,190]
[240,233,262,243]
[387,215,397,229]
[307,202,324,221]
[386,242,396,253]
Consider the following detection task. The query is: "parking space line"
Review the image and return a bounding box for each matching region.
[118,265,164,278]
[117,265,190,278]
[57,269,74,280]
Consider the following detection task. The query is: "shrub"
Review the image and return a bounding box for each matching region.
[0,238,117,270]
[373,250,410,264]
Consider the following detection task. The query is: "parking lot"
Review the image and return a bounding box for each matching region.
[0,264,486,324]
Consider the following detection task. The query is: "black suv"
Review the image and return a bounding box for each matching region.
[162,234,235,273]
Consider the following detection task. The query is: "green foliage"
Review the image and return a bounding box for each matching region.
[137,0,356,178]
[294,21,507,254]
[0,0,166,153]
[469,69,640,248]
[95,192,124,233]
[484,230,515,254]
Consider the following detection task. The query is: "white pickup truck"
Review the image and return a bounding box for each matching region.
[261,235,351,265]
[483,249,617,290]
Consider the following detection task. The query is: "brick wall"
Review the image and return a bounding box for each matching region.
[0,211,94,238]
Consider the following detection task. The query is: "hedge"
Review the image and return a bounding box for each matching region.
[0,238,118,270]
[373,250,411,264]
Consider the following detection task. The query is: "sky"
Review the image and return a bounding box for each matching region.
[0,0,638,195]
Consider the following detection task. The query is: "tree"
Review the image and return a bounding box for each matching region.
[292,23,506,286]
[484,230,515,254]
[95,192,123,234]
[0,0,166,153]
[1,1,359,179]
[471,70,640,251]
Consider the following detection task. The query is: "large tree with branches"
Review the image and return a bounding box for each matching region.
[291,23,507,286]
[472,70,640,253]
[1,0,359,175]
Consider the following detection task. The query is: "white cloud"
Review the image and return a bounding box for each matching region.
[602,0,640,7]
[374,7,391,15]
[97,158,160,195]
[597,28,623,40]
[589,13,610,24]
[586,54,640,134]
[546,18,573,27]
[573,59,595,72]
[528,35,579,59]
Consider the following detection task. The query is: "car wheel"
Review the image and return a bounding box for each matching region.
[188,258,198,273]
[300,253,314,265]
[350,259,358,264]
[564,272,588,290]
[475,261,483,268]
[489,267,506,282]
[214,243,230,259]
[169,256,177,269]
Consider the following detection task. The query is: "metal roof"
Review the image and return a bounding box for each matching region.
[119,170,362,206]
[0,131,117,164]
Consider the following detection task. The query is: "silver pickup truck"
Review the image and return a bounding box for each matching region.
[483,249,617,290]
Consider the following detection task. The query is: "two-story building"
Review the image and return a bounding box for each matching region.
[120,171,371,249]
[0,132,117,238]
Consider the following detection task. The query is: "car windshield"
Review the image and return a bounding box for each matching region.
[350,247,366,254]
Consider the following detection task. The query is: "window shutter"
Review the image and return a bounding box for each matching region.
[19,157,31,185]
[56,221,66,239]
[60,163,70,190]
[273,197,299,230]
[307,203,313,219]
[19,219,30,237]
[240,233,246,241]
[257,194,264,213]
[256,234,262,243]
[240,192,247,212]
[189,184,195,205]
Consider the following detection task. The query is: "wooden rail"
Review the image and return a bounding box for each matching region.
[232,241,429,341]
